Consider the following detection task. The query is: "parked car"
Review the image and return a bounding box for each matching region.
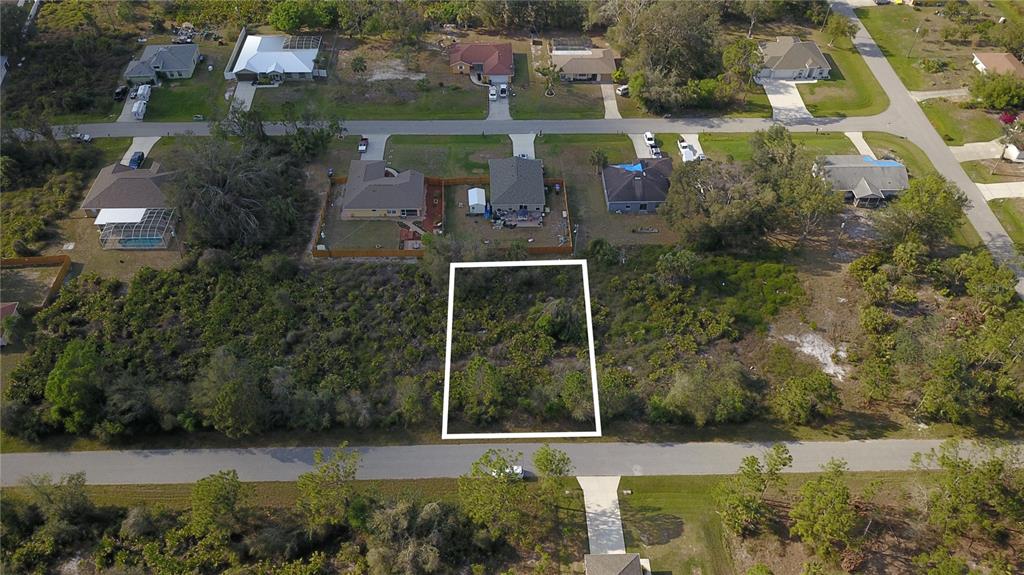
[489,465,525,480]
[498,83,508,98]
[192,114,205,121]
[616,85,629,96]
[649,145,663,158]
[113,86,129,101]
[488,86,498,101]
[71,133,92,143]
[677,136,707,162]
[358,138,369,153]
[643,131,656,146]
[128,151,145,170]
[129,87,139,100]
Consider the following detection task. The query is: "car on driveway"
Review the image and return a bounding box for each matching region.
[358,138,369,153]
[677,136,706,162]
[498,84,508,98]
[129,87,139,100]
[616,85,629,96]
[114,86,129,101]
[71,133,92,143]
[128,151,145,170]
[489,86,498,101]
[649,145,663,158]
[643,131,656,146]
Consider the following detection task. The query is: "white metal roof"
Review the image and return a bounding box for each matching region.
[468,187,486,205]
[232,35,317,75]
[95,208,147,225]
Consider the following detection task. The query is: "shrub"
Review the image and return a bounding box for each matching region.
[772,372,840,425]
[860,305,896,335]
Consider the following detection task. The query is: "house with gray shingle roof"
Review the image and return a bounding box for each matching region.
[488,156,545,212]
[124,44,199,83]
[81,162,172,217]
[757,37,831,81]
[341,160,426,219]
[601,157,673,214]
[584,553,643,575]
[816,155,909,207]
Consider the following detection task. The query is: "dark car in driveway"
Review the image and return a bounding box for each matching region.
[128,151,145,169]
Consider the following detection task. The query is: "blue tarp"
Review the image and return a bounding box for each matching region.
[612,163,644,172]
[860,155,903,168]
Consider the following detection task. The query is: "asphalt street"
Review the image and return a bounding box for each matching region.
[0,439,968,486]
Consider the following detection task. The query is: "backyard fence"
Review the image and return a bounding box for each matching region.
[311,176,573,259]
[1,255,73,306]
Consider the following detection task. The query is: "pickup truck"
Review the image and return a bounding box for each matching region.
[358,138,369,153]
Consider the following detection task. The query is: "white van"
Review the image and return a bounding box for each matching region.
[615,85,629,96]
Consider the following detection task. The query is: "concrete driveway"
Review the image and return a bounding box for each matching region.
[601,84,622,120]
[116,96,138,123]
[845,132,875,158]
[232,82,258,111]
[120,137,161,166]
[578,476,626,555]
[509,133,536,158]
[762,80,812,122]
[360,134,389,161]
[950,139,1005,162]
[977,182,1024,200]
[628,133,654,158]
[487,95,511,121]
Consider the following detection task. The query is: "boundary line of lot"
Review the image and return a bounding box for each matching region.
[441,259,602,440]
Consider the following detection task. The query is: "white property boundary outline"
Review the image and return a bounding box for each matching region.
[441,259,602,440]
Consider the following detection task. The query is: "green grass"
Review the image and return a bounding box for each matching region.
[989,198,1024,248]
[92,137,132,164]
[384,135,510,177]
[256,82,488,120]
[992,0,1024,25]
[698,132,856,163]
[920,99,1003,146]
[145,76,227,122]
[510,49,603,120]
[797,32,890,117]
[723,86,773,119]
[961,160,1024,184]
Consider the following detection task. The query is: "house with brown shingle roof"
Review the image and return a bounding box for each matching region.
[972,52,1024,78]
[448,43,514,84]
[341,160,426,219]
[584,553,644,575]
[81,163,172,217]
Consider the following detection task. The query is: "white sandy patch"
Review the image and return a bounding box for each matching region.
[780,332,849,381]
[368,59,426,82]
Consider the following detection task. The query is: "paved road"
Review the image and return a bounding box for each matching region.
[834,2,1024,296]
[0,439,971,486]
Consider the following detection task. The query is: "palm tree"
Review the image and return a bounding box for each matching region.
[589,149,608,174]
[351,55,367,74]
[535,63,559,96]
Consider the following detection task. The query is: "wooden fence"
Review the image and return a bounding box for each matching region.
[312,175,574,259]
[1,255,73,305]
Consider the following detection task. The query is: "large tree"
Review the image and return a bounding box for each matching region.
[634,0,721,82]
[872,174,969,250]
[190,347,271,438]
[662,160,774,251]
[44,339,105,434]
[714,443,793,535]
[789,459,855,559]
[457,449,529,541]
[168,136,309,250]
[295,443,361,534]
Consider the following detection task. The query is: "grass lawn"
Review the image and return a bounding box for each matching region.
[862,132,983,249]
[536,134,679,247]
[990,198,1024,248]
[920,99,1003,145]
[144,38,232,122]
[962,159,1024,184]
[254,38,486,120]
[698,132,856,163]
[797,32,889,117]
[92,138,133,164]
[855,4,1005,91]
[385,135,510,177]
[510,51,604,120]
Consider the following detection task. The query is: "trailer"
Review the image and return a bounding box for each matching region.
[135,84,151,102]
[131,100,147,120]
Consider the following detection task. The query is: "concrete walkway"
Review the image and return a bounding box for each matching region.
[577,476,626,555]
[977,182,1024,200]
[3,439,1005,486]
[232,82,258,112]
[509,133,536,158]
[762,80,812,122]
[950,139,1006,162]
[361,134,389,161]
[116,96,138,123]
[601,83,622,120]
[120,137,161,166]
[909,87,971,102]
[628,133,654,158]
[845,132,876,158]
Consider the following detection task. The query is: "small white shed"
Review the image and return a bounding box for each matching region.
[1004,144,1024,163]
[468,187,486,214]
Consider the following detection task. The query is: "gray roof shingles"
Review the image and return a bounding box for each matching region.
[762,36,830,71]
[81,163,171,211]
[819,155,909,198]
[602,157,673,204]
[488,156,545,207]
[342,160,425,211]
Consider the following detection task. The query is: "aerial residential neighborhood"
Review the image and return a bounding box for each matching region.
[1,1,1023,574]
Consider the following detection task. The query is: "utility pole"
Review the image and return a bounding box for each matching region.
[906,26,923,58]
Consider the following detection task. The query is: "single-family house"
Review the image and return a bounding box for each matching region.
[124,44,199,84]
[972,52,1024,78]
[549,38,617,82]
[757,37,831,80]
[0,302,19,347]
[341,160,426,219]
[448,43,514,84]
[601,158,673,214]
[488,156,545,213]
[584,553,644,575]
[225,29,321,82]
[816,155,909,207]
[80,163,177,249]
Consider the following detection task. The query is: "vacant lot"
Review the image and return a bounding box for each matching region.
[856,3,1007,90]
[447,264,595,434]
[0,266,59,308]
[385,135,510,177]
[145,38,232,122]
[699,132,856,163]
[962,159,1024,183]
[920,98,1003,145]
[797,31,889,117]
[990,198,1024,247]
[536,134,679,247]
[254,37,486,120]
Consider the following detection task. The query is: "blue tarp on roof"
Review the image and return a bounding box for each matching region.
[860,155,904,168]
[613,163,644,172]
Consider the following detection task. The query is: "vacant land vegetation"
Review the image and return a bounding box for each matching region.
[624,441,1023,575]
[920,98,1003,145]
[385,135,510,177]
[990,197,1024,248]
[447,265,593,433]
